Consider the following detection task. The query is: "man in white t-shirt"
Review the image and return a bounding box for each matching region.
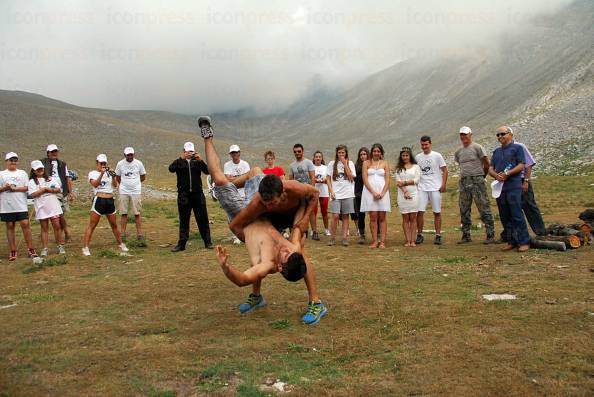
[224,144,250,244]
[0,152,37,261]
[415,135,448,245]
[115,147,147,241]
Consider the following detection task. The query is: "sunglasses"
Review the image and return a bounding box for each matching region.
[293,150,303,154]
[230,151,239,154]
[496,132,508,137]
[8,158,18,162]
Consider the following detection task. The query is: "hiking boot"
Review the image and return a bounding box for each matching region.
[302,301,328,325]
[197,116,214,138]
[483,236,496,245]
[239,293,266,314]
[57,245,66,255]
[327,238,335,246]
[8,251,17,261]
[82,247,91,256]
[415,233,424,244]
[311,231,320,241]
[341,238,349,247]
[40,248,49,257]
[457,235,472,244]
[434,234,443,245]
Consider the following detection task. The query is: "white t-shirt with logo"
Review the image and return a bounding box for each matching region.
[88,170,114,195]
[415,151,447,191]
[314,164,329,198]
[0,169,29,213]
[48,160,68,190]
[115,158,146,195]
[326,160,356,199]
[224,159,250,197]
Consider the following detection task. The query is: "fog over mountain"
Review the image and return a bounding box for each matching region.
[0,0,573,114]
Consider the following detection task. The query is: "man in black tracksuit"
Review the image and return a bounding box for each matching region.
[168,142,213,251]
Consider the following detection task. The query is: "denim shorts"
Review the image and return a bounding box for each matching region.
[214,174,264,221]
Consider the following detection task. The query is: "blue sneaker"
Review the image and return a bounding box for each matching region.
[302,301,328,325]
[239,293,266,314]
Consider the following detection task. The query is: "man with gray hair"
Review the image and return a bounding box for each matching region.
[454,126,496,244]
[488,126,530,252]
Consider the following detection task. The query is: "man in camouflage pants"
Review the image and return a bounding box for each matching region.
[454,127,496,244]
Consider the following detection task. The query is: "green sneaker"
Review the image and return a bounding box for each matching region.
[239,293,266,314]
[302,301,328,325]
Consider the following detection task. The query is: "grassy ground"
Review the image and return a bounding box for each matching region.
[1,176,593,396]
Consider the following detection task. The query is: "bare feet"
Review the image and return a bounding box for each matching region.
[378,242,385,249]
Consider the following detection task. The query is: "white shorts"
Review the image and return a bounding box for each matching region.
[418,190,442,213]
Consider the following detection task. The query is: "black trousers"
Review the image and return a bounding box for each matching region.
[177,191,211,246]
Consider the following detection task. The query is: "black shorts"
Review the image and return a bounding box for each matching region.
[262,209,299,232]
[0,211,29,222]
[91,197,116,215]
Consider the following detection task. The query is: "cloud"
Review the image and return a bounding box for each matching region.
[0,0,574,114]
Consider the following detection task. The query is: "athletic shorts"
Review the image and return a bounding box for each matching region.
[418,190,442,213]
[329,197,355,214]
[91,197,116,216]
[119,193,142,215]
[214,174,264,221]
[0,211,29,222]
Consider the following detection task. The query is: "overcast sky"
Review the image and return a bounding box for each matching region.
[0,0,573,114]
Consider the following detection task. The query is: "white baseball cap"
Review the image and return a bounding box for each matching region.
[124,147,135,155]
[459,126,472,135]
[46,144,59,152]
[491,180,503,199]
[31,160,44,170]
[229,144,240,153]
[96,154,108,162]
[5,152,18,160]
[183,142,195,152]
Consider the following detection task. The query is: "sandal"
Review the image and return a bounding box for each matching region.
[378,242,386,249]
[368,241,378,249]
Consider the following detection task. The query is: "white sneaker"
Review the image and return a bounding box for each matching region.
[40,248,49,257]
[119,243,129,252]
[82,247,91,256]
[232,236,242,245]
[324,229,331,236]
[57,245,66,255]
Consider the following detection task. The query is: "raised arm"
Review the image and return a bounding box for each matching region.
[215,245,269,287]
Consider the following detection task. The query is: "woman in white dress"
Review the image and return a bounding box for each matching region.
[360,143,391,248]
[395,147,421,247]
[28,160,65,256]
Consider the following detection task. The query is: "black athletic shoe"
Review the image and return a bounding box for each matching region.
[434,234,443,245]
[415,233,424,244]
[197,116,214,138]
[205,242,214,249]
[171,244,186,252]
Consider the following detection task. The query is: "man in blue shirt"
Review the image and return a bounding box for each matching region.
[488,126,530,252]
